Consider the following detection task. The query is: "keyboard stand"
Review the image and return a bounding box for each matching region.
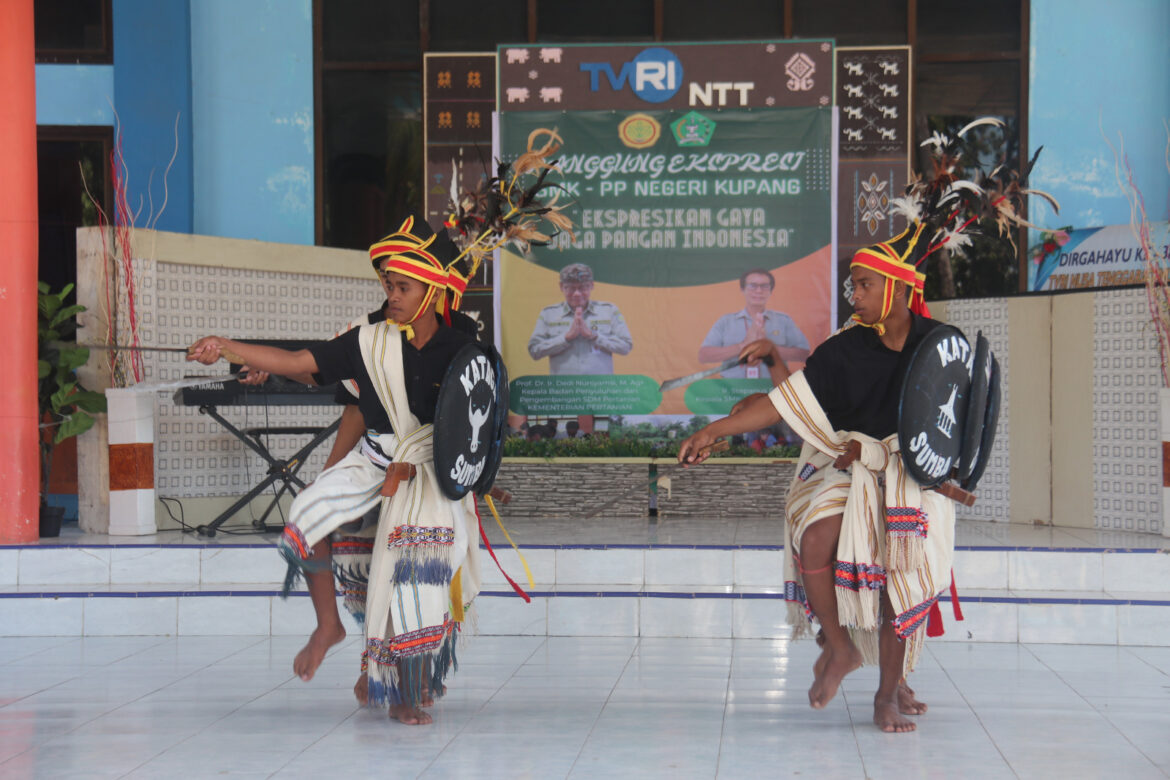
[194,404,341,537]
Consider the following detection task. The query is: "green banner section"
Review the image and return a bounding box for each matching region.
[499,108,833,287]
[510,374,663,415]
[684,378,775,415]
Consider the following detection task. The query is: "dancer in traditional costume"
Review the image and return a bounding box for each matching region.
[188,214,480,725]
[291,261,479,695]
[680,118,1057,732]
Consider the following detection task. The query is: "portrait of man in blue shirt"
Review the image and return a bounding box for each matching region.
[698,268,810,379]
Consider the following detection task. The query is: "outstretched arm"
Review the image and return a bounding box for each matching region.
[187,337,319,380]
[677,393,781,465]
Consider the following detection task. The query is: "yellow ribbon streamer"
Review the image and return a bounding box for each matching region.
[485,494,535,589]
[449,567,464,622]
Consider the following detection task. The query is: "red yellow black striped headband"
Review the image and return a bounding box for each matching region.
[848,222,931,332]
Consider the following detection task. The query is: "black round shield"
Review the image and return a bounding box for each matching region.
[961,354,1001,492]
[957,332,991,483]
[898,325,973,488]
[434,342,502,500]
[472,344,509,495]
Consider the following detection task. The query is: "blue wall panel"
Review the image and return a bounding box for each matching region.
[1029,0,1170,231]
[190,0,314,246]
[111,0,195,234]
[35,65,115,126]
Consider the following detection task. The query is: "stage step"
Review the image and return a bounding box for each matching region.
[2,543,1168,645]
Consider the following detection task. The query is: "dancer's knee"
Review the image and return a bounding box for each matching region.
[799,514,843,565]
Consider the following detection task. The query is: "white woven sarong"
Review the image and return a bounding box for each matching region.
[281,321,480,706]
[768,371,955,672]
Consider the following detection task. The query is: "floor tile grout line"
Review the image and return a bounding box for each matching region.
[925,642,1021,779]
[0,636,81,668]
[113,635,282,779]
[713,638,737,779]
[564,636,642,779]
[2,635,271,776]
[1023,642,1168,774]
[837,684,870,778]
[95,636,175,668]
[1123,644,1170,677]
[267,703,363,779]
[417,636,551,778]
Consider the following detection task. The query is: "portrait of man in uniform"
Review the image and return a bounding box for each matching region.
[527,263,633,375]
[698,268,810,378]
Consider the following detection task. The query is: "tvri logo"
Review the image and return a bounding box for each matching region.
[579,47,754,106]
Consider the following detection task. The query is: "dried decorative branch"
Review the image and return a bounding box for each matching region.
[1104,120,1170,387]
[80,106,181,386]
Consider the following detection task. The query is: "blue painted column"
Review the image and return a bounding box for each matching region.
[112,0,194,233]
[190,0,314,245]
[1029,0,1170,229]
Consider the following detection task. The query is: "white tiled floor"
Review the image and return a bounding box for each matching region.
[1,635,1167,779]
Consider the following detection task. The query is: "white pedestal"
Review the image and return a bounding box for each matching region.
[105,389,157,536]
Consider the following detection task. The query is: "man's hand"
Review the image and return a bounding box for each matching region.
[739,338,778,367]
[833,440,861,470]
[565,309,584,341]
[745,313,766,342]
[678,429,718,466]
[187,336,227,365]
[237,369,270,386]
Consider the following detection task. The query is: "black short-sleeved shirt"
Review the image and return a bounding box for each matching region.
[333,307,479,406]
[310,321,475,434]
[802,313,943,440]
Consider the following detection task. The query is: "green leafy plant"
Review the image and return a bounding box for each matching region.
[37,282,106,502]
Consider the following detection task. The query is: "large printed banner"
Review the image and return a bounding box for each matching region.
[1031,222,1170,292]
[496,41,836,420]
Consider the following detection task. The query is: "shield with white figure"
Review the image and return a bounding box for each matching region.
[434,342,503,500]
[472,344,509,497]
[897,324,974,488]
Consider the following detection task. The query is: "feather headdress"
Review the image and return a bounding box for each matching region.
[444,127,576,279]
[891,117,1060,264]
[850,117,1059,332]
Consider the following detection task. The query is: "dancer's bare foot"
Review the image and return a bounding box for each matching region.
[389,703,433,726]
[874,695,916,732]
[419,682,446,707]
[897,680,927,715]
[293,622,346,681]
[354,672,368,705]
[809,641,862,709]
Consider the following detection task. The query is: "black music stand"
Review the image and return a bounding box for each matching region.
[181,339,343,538]
[194,405,340,537]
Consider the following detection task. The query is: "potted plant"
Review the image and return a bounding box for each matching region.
[37,282,106,536]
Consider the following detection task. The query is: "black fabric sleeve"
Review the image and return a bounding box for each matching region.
[309,328,361,386]
[801,338,841,413]
[332,382,358,406]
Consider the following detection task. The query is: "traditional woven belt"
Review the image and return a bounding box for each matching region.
[360,433,393,469]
